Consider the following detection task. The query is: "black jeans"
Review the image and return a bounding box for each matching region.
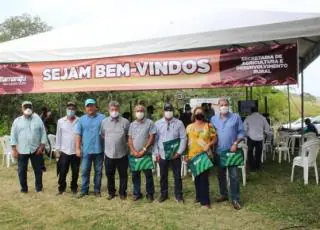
[247,138,263,171]
[18,153,43,192]
[195,170,210,205]
[58,152,80,192]
[104,155,128,196]
[132,169,154,197]
[159,157,183,199]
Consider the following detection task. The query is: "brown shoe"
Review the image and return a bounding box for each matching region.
[232,201,242,210]
[215,196,228,203]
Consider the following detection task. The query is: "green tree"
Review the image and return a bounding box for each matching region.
[0,14,52,42]
[0,14,52,135]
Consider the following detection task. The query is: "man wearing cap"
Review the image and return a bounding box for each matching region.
[154,103,186,203]
[10,101,47,193]
[128,104,156,202]
[75,99,105,198]
[56,102,80,195]
[100,101,130,200]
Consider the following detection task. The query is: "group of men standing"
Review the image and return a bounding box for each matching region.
[10,97,272,210]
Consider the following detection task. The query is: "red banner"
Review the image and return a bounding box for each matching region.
[0,43,297,94]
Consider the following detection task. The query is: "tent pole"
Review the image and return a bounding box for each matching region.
[245,87,248,100]
[264,96,268,114]
[287,85,291,129]
[249,87,253,100]
[301,60,305,145]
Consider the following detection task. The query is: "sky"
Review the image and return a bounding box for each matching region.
[0,0,320,96]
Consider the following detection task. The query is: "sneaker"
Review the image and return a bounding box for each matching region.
[194,199,200,204]
[21,190,28,194]
[232,201,242,210]
[158,196,168,203]
[77,192,88,199]
[133,195,143,201]
[175,197,184,203]
[215,196,228,203]
[107,194,116,200]
[120,195,127,200]
[56,191,65,196]
[94,192,101,198]
[71,189,78,195]
[146,194,154,203]
[202,204,212,209]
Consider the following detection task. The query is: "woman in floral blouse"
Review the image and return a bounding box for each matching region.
[186,106,217,208]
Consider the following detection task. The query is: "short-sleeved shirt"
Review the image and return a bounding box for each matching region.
[186,122,216,160]
[75,113,105,155]
[100,116,130,159]
[128,118,156,153]
[10,113,47,154]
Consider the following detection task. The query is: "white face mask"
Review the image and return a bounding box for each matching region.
[135,112,144,120]
[219,106,229,114]
[110,111,119,118]
[23,108,33,116]
[164,111,174,119]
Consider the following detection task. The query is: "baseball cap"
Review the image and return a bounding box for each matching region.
[164,103,174,111]
[22,101,32,106]
[85,99,96,107]
[67,101,76,107]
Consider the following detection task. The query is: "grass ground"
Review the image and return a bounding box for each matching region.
[0,154,319,230]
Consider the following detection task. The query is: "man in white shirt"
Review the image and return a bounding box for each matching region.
[244,107,271,171]
[56,102,80,195]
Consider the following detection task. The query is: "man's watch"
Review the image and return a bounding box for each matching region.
[143,147,147,152]
[233,142,238,146]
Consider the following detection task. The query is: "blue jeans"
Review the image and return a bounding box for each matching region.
[132,169,154,197]
[81,153,104,194]
[215,154,240,202]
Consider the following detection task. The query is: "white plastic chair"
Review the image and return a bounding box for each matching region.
[273,134,292,163]
[1,135,15,168]
[304,132,317,141]
[151,155,160,177]
[47,134,56,161]
[262,134,273,163]
[291,139,320,185]
[181,159,188,177]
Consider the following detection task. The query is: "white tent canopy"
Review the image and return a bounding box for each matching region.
[0,9,320,69]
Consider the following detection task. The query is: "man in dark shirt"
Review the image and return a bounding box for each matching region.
[179,104,192,127]
[304,118,318,135]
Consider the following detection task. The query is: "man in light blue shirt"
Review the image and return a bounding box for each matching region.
[75,99,105,198]
[154,103,186,203]
[211,98,245,210]
[11,101,47,193]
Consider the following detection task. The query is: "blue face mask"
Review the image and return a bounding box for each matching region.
[66,109,76,117]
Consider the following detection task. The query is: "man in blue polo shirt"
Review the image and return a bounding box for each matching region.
[211,98,245,210]
[75,99,105,198]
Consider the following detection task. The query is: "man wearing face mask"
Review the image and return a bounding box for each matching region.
[10,101,47,193]
[154,103,186,203]
[75,99,105,198]
[55,102,80,195]
[100,101,130,200]
[210,98,245,210]
[128,104,156,202]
